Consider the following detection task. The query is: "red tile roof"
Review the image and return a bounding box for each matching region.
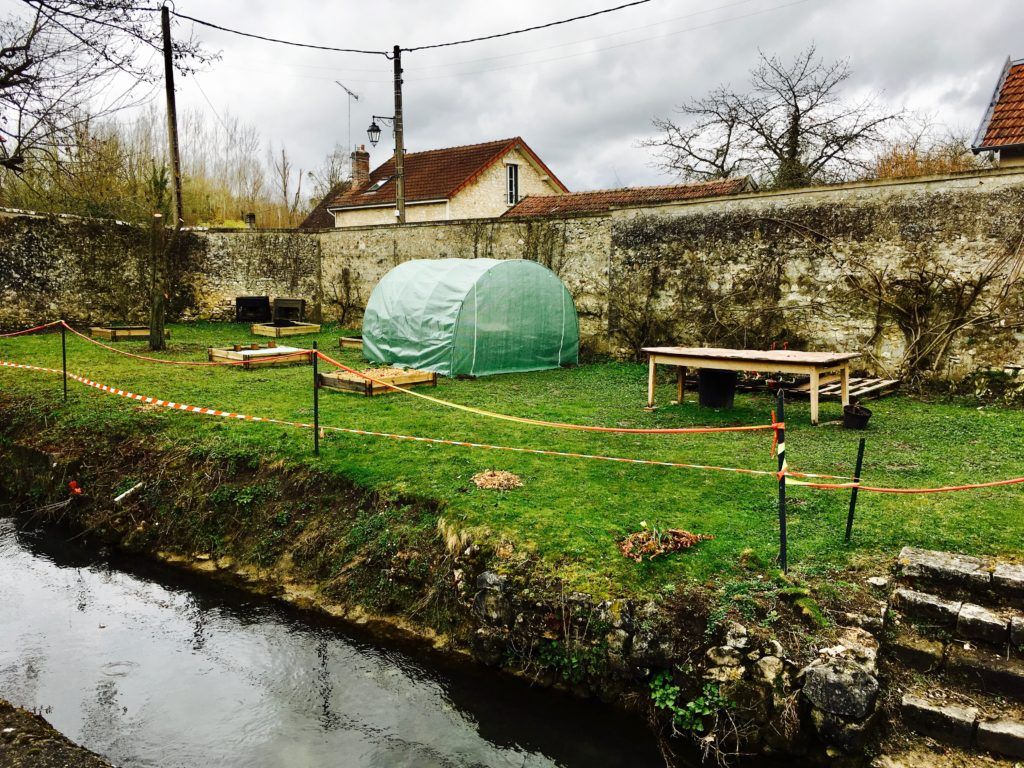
[501,177,753,218]
[327,138,568,210]
[974,58,1024,151]
[300,181,348,229]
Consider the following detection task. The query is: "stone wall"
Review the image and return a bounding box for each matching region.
[317,215,612,340]
[0,213,319,327]
[3,167,1024,379]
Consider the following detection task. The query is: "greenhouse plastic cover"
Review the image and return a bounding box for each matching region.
[362,258,579,377]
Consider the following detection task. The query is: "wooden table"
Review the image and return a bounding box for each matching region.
[642,346,861,425]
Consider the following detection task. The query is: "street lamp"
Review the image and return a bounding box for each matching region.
[366,119,382,147]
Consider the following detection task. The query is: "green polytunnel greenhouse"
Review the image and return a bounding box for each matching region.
[361,258,579,377]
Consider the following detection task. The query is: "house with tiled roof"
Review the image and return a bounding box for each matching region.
[326,138,568,227]
[973,56,1024,166]
[502,177,755,218]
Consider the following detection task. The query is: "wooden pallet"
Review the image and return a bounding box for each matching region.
[339,337,363,349]
[251,321,321,338]
[318,367,437,396]
[207,343,312,369]
[90,326,169,341]
[791,376,900,400]
[686,374,899,401]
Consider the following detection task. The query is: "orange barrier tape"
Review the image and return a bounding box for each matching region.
[789,475,1024,494]
[60,322,312,367]
[0,320,62,338]
[315,350,776,436]
[0,359,782,478]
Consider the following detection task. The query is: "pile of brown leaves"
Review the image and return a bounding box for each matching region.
[618,528,714,562]
[471,470,523,490]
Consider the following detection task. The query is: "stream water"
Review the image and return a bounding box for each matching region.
[0,518,663,768]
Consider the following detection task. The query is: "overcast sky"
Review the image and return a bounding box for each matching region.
[10,0,1024,191]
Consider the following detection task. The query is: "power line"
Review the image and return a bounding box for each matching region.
[165,0,654,57]
[404,0,654,52]
[217,0,764,75]
[167,9,389,56]
[407,0,815,79]
[217,0,813,84]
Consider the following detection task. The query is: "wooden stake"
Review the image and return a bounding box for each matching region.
[312,341,320,457]
[776,389,788,573]
[845,437,866,543]
[60,321,67,401]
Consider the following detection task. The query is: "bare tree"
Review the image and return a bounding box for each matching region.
[867,115,989,180]
[0,1,209,173]
[645,45,903,188]
[306,143,349,204]
[270,144,303,227]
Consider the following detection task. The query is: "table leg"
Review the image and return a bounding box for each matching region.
[840,365,850,408]
[647,356,656,409]
[676,366,686,403]
[809,369,820,425]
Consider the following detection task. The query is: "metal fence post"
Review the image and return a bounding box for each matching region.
[776,389,788,572]
[312,341,320,456]
[845,437,866,543]
[61,321,67,402]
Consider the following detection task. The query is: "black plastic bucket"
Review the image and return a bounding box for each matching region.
[843,403,872,429]
[698,369,738,409]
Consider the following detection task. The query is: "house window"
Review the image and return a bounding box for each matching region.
[364,177,390,193]
[506,164,519,204]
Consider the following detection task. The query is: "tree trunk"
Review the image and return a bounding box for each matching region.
[148,214,166,351]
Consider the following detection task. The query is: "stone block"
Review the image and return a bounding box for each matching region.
[892,587,962,627]
[888,631,944,672]
[956,603,1009,646]
[976,718,1024,758]
[801,659,879,720]
[993,563,1024,603]
[898,546,991,592]
[946,645,1024,701]
[1011,615,1024,647]
[706,645,743,666]
[811,706,877,753]
[900,693,978,748]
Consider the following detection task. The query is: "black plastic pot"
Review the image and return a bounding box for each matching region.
[843,403,872,429]
[698,369,738,409]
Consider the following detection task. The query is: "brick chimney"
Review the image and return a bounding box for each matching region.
[351,145,370,188]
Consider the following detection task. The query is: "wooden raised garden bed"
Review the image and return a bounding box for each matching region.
[207,343,313,369]
[318,367,437,396]
[339,336,363,349]
[90,326,169,341]
[251,321,321,338]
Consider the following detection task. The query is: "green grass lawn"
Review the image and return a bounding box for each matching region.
[2,322,1023,597]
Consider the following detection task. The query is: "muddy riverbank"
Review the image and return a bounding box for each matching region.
[0,698,113,768]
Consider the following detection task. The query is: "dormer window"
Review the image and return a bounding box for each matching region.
[506,164,519,204]
[364,177,390,193]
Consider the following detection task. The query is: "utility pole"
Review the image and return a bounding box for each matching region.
[392,45,405,224]
[161,5,184,228]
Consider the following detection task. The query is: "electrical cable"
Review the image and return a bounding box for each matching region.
[404,0,653,52]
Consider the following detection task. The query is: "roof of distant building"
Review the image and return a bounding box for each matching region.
[300,181,349,228]
[501,177,754,218]
[974,57,1024,152]
[327,138,568,210]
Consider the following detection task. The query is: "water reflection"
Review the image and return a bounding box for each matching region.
[0,519,661,768]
